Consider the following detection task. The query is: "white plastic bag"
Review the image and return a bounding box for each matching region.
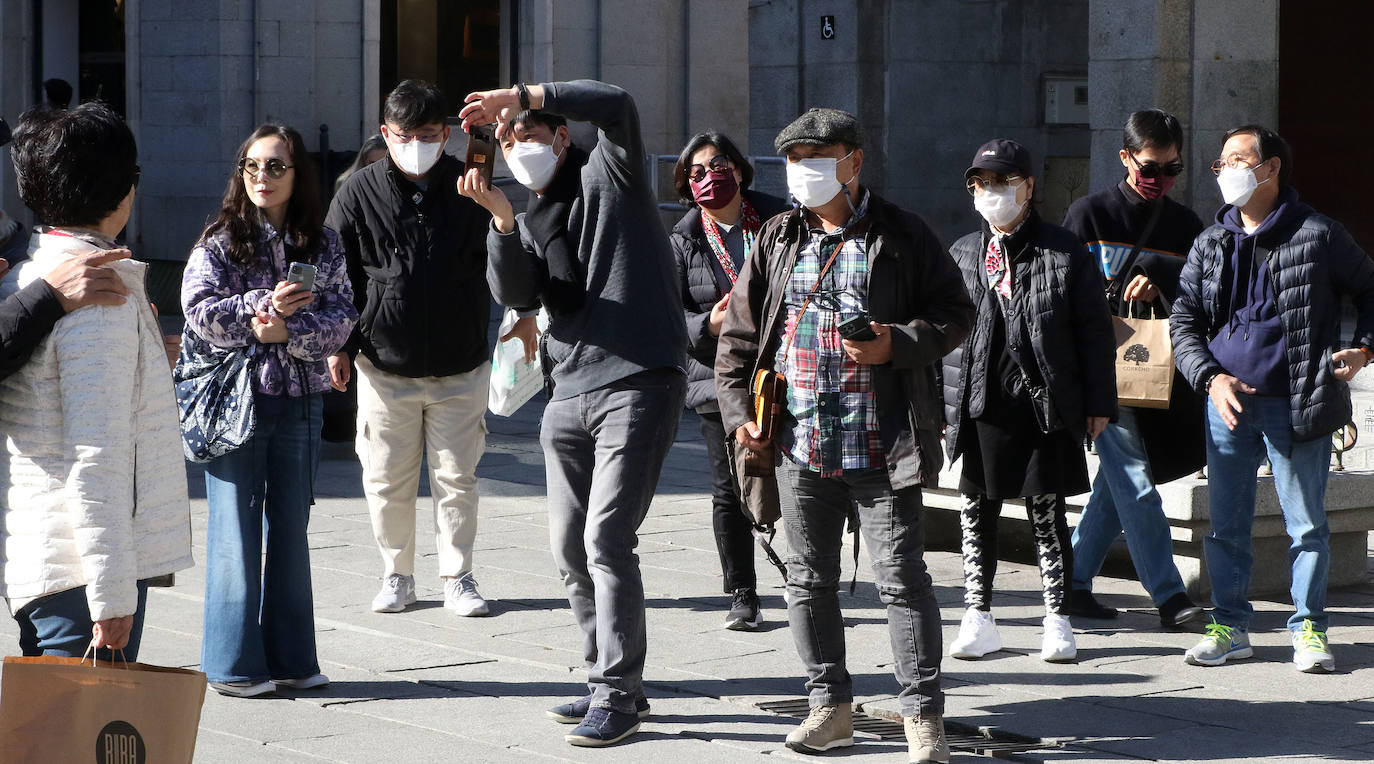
[488,308,547,416]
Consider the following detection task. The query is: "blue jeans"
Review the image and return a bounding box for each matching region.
[541,369,686,715]
[1204,395,1331,632]
[777,460,943,717]
[15,582,150,660]
[202,394,322,683]
[1072,407,1187,606]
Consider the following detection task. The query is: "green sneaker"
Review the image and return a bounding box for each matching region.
[1184,618,1253,666]
[1291,619,1335,673]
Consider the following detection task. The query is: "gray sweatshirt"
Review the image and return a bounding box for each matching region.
[487,80,687,399]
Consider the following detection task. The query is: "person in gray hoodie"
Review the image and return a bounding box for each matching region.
[459,80,686,748]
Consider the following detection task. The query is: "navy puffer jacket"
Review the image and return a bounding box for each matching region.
[942,212,1117,460]
[1170,190,1374,442]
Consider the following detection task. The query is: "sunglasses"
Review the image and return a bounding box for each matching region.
[1128,153,1184,178]
[965,175,1024,196]
[238,157,294,180]
[686,155,731,183]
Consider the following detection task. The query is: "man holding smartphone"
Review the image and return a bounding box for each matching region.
[458,80,686,748]
[326,80,536,619]
[715,109,973,763]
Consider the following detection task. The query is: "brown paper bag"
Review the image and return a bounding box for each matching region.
[0,655,207,764]
[1113,314,1174,409]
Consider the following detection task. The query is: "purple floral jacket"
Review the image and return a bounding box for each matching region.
[181,223,357,398]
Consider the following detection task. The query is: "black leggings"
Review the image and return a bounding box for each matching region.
[698,411,757,592]
[959,493,1074,614]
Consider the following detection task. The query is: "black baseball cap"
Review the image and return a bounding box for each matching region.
[965,138,1032,179]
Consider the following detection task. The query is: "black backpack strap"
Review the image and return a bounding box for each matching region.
[1106,200,1165,302]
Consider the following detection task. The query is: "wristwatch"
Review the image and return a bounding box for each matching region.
[515,83,531,112]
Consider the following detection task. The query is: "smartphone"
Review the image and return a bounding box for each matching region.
[287,261,317,293]
[465,124,497,184]
[837,313,877,341]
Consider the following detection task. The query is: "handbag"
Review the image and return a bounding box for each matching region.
[173,325,258,463]
[0,654,208,764]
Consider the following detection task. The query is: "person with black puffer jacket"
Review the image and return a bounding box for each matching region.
[669,131,788,634]
[943,139,1116,666]
[1172,125,1374,674]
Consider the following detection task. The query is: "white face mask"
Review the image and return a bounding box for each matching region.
[507,140,563,191]
[1217,164,1269,207]
[786,152,853,208]
[390,136,444,176]
[973,183,1026,230]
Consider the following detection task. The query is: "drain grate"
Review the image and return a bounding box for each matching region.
[756,698,1062,758]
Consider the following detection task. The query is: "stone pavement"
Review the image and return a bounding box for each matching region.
[6,397,1374,763]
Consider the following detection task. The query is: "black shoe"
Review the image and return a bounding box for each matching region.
[725,588,762,631]
[1159,592,1204,628]
[546,694,650,724]
[1067,589,1118,619]
[565,706,641,747]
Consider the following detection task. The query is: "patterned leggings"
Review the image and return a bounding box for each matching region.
[959,493,1074,614]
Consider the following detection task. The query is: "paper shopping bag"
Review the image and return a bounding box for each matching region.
[0,655,207,764]
[1113,314,1174,409]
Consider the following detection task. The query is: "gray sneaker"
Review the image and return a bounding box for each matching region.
[445,573,490,616]
[371,573,417,613]
[784,703,853,754]
[905,713,950,763]
[1185,618,1253,666]
[1292,619,1335,673]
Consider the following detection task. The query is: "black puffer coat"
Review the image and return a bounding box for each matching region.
[672,190,788,410]
[942,212,1117,460]
[1171,194,1374,442]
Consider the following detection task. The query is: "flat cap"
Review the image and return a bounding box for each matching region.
[965,138,1032,179]
[774,108,862,154]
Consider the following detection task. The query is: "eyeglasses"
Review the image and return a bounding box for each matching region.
[965,175,1024,196]
[132,165,141,189]
[1128,153,1184,178]
[238,157,293,180]
[686,155,731,183]
[1210,156,1261,175]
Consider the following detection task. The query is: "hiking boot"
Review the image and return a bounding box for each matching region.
[565,706,640,747]
[905,713,950,763]
[371,573,417,613]
[546,694,651,723]
[949,608,1001,659]
[784,703,854,754]
[725,588,762,631]
[1067,589,1118,619]
[1291,619,1335,673]
[1185,618,1253,666]
[445,573,490,617]
[1041,613,1077,662]
[1158,592,1204,628]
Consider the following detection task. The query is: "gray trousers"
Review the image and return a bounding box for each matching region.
[777,459,944,716]
[541,369,686,713]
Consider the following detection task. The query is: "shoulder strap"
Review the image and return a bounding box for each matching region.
[1107,200,1165,301]
[778,240,846,368]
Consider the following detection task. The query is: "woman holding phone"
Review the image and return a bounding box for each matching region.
[180,124,357,697]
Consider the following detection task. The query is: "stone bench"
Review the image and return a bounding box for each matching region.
[919,456,1374,600]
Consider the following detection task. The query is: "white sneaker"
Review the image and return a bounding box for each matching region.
[210,679,276,698]
[949,608,1001,659]
[445,573,490,616]
[272,673,330,690]
[372,573,417,613]
[1041,613,1077,662]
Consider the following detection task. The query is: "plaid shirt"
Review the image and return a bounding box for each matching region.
[774,191,884,475]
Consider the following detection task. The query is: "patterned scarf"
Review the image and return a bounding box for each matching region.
[701,197,762,285]
[984,235,1011,299]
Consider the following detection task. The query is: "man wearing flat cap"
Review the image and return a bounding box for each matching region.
[716,107,974,762]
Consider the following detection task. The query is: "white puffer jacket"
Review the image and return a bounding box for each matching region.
[0,232,193,620]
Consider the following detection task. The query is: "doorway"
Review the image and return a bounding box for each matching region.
[379,0,504,118]
[37,0,125,114]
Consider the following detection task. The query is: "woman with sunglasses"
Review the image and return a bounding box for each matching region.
[180,124,357,697]
[670,132,788,631]
[1060,109,1208,630]
[942,139,1116,663]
